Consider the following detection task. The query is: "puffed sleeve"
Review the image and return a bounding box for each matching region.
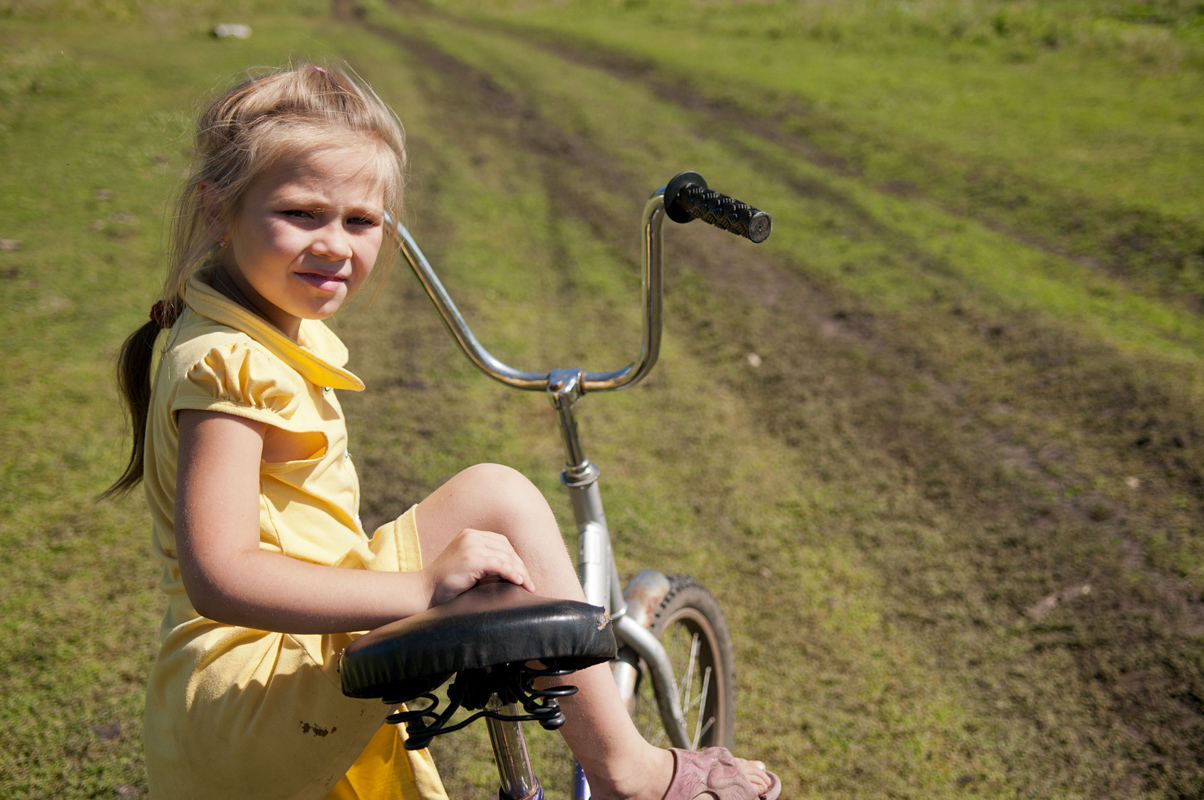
[170,340,305,429]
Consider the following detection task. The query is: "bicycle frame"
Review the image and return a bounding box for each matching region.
[391,186,697,750]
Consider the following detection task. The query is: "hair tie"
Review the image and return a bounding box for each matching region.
[150,300,179,329]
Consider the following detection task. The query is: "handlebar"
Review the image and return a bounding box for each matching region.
[391,172,770,395]
[663,171,772,244]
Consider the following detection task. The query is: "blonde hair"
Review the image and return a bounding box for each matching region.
[166,62,407,306]
[104,62,406,499]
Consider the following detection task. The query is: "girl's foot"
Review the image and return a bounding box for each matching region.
[594,746,778,800]
[662,747,781,800]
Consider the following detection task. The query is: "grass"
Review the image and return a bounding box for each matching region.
[2,0,1203,797]
[443,0,1204,302]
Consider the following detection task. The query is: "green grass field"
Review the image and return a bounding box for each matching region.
[2,0,1203,797]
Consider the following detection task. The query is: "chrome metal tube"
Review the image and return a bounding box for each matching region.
[549,368,589,472]
[614,614,692,749]
[393,219,547,390]
[563,466,610,610]
[578,520,611,610]
[389,190,667,396]
[579,194,666,392]
[486,698,541,800]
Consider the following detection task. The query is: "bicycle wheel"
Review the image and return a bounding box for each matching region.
[628,574,736,750]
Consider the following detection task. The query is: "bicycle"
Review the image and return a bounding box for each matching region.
[341,171,772,800]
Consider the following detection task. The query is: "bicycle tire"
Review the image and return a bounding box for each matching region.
[628,574,736,750]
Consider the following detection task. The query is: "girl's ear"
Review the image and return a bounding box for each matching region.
[197,180,229,242]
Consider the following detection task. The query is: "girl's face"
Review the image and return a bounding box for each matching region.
[220,144,386,341]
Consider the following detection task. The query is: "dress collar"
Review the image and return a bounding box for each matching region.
[184,274,365,392]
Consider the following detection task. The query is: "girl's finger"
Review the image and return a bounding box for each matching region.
[486,556,534,593]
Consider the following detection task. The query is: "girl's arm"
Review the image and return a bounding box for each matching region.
[175,409,534,634]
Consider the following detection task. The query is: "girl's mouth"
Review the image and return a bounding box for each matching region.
[296,271,347,292]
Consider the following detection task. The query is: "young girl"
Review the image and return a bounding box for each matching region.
[108,63,781,800]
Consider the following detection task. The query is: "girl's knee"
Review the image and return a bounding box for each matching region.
[457,462,529,488]
[430,463,577,592]
[458,462,538,499]
[447,463,553,526]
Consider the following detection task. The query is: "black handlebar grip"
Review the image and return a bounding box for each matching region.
[663,171,772,243]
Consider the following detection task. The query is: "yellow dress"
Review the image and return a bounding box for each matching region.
[141,275,447,800]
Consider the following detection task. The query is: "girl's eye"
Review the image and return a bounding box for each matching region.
[348,216,381,227]
[282,210,313,219]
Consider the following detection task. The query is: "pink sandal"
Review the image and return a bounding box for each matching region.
[662,747,782,800]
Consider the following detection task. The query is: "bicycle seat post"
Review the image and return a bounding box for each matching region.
[485,695,542,800]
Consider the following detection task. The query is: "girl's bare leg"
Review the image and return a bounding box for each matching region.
[415,464,773,800]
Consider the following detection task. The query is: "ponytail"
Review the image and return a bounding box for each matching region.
[101,319,163,500]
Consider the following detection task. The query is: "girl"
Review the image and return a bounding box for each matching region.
[108,63,781,800]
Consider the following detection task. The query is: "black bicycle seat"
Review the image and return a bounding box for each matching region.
[340,581,617,704]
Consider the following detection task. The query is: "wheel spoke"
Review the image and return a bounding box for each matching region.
[678,629,699,715]
[691,666,712,748]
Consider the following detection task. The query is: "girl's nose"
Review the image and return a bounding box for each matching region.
[311,224,353,259]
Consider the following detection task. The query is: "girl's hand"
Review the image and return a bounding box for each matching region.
[425,528,535,607]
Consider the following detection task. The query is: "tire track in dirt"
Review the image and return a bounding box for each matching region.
[409,4,1204,561]
[495,19,1204,312]
[432,9,1204,543]
[351,7,1204,796]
